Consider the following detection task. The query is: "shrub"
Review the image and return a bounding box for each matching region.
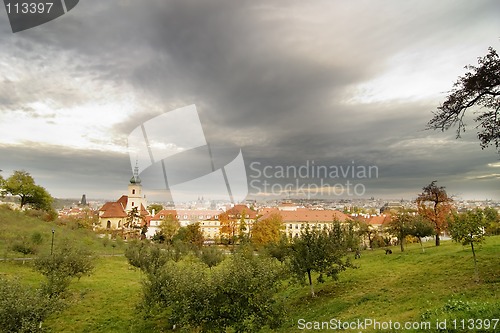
[0,278,61,333]
[34,242,94,297]
[139,251,286,332]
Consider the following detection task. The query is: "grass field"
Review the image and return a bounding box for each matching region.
[0,206,499,332]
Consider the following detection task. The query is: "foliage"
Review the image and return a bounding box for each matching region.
[2,170,53,211]
[125,206,142,229]
[141,252,285,332]
[483,207,500,235]
[219,212,238,244]
[356,220,376,249]
[251,213,283,246]
[147,203,163,214]
[289,221,356,297]
[125,241,170,275]
[427,47,500,152]
[265,234,291,264]
[199,246,225,269]
[407,215,435,252]
[173,222,204,250]
[449,209,489,281]
[11,237,38,256]
[0,278,61,333]
[34,242,95,296]
[157,213,180,244]
[416,181,454,246]
[385,212,413,252]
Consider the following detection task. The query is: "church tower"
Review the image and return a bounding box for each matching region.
[125,164,147,213]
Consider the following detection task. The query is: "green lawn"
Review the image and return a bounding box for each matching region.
[268,238,500,333]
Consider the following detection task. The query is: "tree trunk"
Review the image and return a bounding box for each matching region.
[435,233,440,246]
[419,237,425,253]
[307,270,315,297]
[471,241,479,283]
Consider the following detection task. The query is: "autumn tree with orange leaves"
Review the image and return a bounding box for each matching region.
[251,213,283,247]
[219,212,238,244]
[416,181,454,246]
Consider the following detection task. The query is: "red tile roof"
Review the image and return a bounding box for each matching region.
[152,209,178,220]
[259,208,350,223]
[100,202,127,218]
[225,204,257,219]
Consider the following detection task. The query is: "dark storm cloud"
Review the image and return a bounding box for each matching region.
[1,0,499,199]
[0,143,130,199]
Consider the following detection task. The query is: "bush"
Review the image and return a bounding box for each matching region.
[11,240,37,256]
[0,278,61,333]
[31,232,44,245]
[34,242,94,297]
[139,251,286,332]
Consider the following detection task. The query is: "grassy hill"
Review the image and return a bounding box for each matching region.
[0,205,499,332]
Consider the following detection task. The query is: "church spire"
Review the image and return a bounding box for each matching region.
[130,161,141,184]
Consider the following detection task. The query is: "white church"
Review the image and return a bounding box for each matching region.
[98,166,150,230]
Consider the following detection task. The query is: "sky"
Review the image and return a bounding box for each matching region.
[0,0,499,202]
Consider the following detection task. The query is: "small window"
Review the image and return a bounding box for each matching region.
[132,189,136,194]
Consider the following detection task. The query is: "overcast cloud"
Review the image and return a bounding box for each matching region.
[0,0,499,201]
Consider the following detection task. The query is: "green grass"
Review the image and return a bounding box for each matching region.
[0,206,499,332]
[0,205,127,258]
[266,239,500,333]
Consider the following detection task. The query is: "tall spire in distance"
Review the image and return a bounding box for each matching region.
[130,160,141,184]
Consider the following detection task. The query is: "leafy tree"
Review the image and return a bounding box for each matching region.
[266,234,291,264]
[157,213,180,244]
[0,277,61,333]
[34,242,94,297]
[251,213,283,247]
[3,170,53,211]
[173,223,204,249]
[289,222,355,297]
[449,209,489,281]
[483,207,500,235]
[407,215,435,253]
[427,47,500,152]
[416,181,454,246]
[357,220,376,249]
[385,212,412,252]
[141,252,285,332]
[125,206,142,229]
[199,246,225,269]
[11,236,38,264]
[219,212,238,245]
[125,241,170,275]
[147,203,163,214]
[238,211,248,243]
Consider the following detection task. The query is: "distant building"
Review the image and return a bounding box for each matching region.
[98,166,150,230]
[146,208,222,239]
[258,205,351,238]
